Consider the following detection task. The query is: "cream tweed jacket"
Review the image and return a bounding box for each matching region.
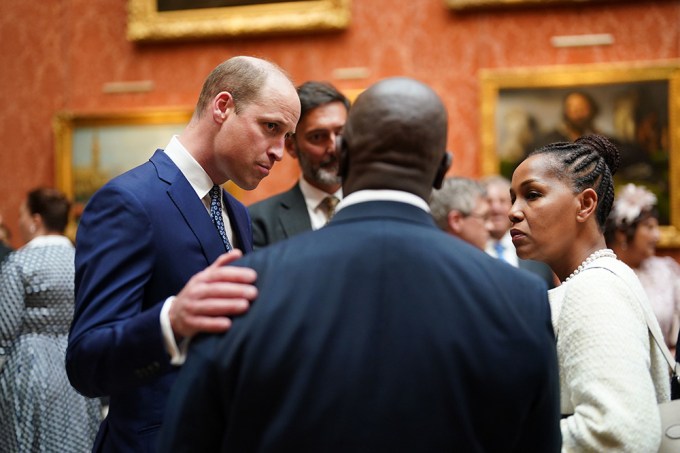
[549,256,670,453]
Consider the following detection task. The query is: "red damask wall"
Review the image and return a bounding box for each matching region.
[0,0,679,255]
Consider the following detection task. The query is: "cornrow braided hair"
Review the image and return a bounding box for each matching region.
[529,134,621,231]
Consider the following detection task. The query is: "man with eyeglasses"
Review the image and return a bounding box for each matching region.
[429,176,492,250]
[248,81,350,249]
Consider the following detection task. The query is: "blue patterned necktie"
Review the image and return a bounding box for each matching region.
[209,185,232,252]
[494,241,506,262]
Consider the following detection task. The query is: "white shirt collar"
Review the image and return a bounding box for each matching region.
[336,190,431,213]
[164,136,214,200]
[23,235,73,250]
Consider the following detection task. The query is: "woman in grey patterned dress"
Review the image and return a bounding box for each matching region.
[0,188,100,452]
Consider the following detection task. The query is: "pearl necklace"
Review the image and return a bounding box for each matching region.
[563,248,617,283]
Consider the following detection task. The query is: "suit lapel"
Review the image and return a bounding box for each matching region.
[151,150,226,264]
[224,191,253,254]
[278,184,312,237]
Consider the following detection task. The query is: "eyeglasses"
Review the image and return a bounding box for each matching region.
[464,212,491,222]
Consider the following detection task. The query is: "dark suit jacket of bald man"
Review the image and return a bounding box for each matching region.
[248,182,311,250]
[160,199,561,452]
[520,258,557,289]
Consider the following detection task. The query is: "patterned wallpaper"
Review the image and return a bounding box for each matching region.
[0,0,678,250]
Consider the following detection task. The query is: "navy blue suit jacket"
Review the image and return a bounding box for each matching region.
[66,150,252,452]
[160,200,561,452]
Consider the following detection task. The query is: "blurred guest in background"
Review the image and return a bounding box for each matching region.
[0,215,13,261]
[0,188,100,452]
[510,135,669,451]
[249,81,350,249]
[605,183,680,354]
[429,176,492,250]
[482,174,556,288]
[0,217,11,246]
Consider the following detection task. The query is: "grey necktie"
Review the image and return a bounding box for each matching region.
[319,196,340,223]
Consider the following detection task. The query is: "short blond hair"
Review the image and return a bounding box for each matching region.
[195,56,288,117]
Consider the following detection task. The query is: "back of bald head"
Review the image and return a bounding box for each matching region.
[341,77,448,199]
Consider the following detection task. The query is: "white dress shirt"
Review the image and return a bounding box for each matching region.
[164,136,234,245]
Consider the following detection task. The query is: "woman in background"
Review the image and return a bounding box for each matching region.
[509,135,669,451]
[605,183,680,354]
[0,188,100,452]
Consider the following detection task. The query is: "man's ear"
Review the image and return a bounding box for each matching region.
[433,152,453,190]
[576,188,598,223]
[212,91,234,124]
[447,209,464,234]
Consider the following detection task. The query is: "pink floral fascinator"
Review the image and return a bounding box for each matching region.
[610,183,657,228]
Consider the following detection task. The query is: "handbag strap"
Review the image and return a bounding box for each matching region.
[587,266,679,378]
[636,291,679,375]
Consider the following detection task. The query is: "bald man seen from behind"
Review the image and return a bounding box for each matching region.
[159,77,561,453]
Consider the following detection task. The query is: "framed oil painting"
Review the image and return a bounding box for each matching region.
[480,61,680,247]
[53,109,193,233]
[127,0,351,42]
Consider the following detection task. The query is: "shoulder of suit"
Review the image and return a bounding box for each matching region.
[248,185,301,212]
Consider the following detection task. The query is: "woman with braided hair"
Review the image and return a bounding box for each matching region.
[509,135,670,451]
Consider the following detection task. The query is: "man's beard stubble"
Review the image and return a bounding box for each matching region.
[298,151,341,188]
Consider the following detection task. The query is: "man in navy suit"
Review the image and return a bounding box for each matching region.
[160,77,561,452]
[65,56,301,452]
[248,81,350,249]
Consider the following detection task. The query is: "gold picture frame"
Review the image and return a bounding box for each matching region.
[445,0,614,10]
[127,0,351,42]
[480,61,680,247]
[53,109,193,234]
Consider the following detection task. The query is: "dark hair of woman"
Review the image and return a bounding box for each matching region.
[26,187,71,234]
[528,134,620,230]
